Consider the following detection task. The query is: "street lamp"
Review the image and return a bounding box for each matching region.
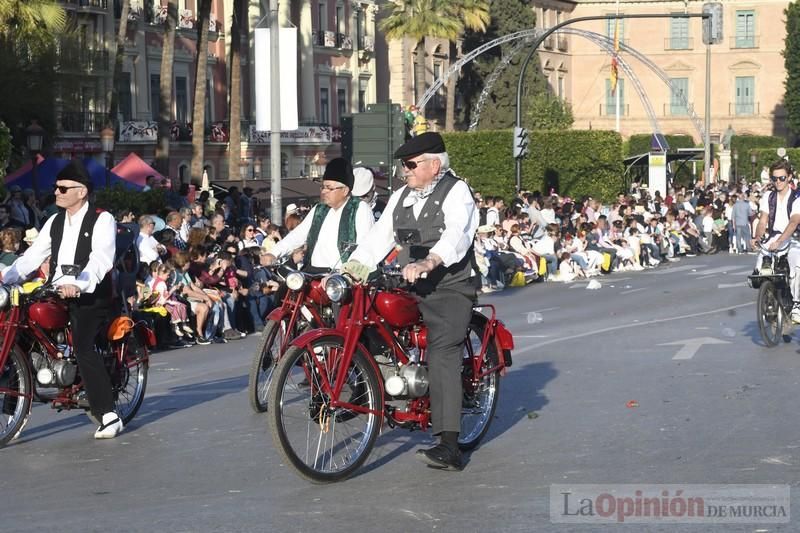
[253,158,262,180]
[25,121,44,197]
[100,126,115,188]
[751,152,758,182]
[733,149,738,183]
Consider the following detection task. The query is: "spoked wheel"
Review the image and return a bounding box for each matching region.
[757,280,784,347]
[459,314,501,451]
[248,318,290,413]
[87,333,149,426]
[269,337,383,483]
[0,348,32,447]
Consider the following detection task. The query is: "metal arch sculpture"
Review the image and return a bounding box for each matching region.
[420,27,703,140]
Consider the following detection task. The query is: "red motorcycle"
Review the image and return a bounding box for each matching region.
[0,283,154,447]
[268,270,514,482]
[247,268,335,413]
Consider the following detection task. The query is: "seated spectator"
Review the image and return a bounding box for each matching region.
[0,228,21,267]
[136,215,164,265]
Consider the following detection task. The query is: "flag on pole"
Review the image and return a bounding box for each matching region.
[610,19,619,94]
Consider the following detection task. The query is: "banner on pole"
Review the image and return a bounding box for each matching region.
[255,27,298,131]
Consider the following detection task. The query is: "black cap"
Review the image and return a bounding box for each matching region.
[394,132,446,159]
[322,158,354,190]
[56,159,92,192]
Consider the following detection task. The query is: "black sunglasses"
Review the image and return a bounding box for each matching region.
[771,175,789,182]
[53,184,85,193]
[400,158,430,170]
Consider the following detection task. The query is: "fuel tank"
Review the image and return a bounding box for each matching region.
[374,291,421,328]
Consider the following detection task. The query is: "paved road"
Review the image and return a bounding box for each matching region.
[3,253,799,532]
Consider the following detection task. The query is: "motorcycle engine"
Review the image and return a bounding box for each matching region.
[31,345,78,388]
[384,363,429,398]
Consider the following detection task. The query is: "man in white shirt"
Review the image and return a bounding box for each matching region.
[265,158,373,270]
[343,132,479,471]
[2,160,123,439]
[752,160,800,319]
[136,215,162,265]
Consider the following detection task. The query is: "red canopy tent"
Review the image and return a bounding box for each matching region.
[111,153,166,188]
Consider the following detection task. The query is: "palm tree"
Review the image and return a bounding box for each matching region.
[444,0,489,131]
[227,0,245,184]
[108,0,130,128]
[0,0,66,48]
[379,0,462,108]
[190,0,212,182]
[155,0,179,175]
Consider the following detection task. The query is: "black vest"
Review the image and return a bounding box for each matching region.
[392,173,477,292]
[768,189,799,235]
[49,205,113,307]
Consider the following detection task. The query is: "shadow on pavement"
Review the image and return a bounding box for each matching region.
[356,360,557,477]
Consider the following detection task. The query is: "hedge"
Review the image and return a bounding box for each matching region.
[624,134,695,157]
[94,186,169,216]
[730,135,787,178]
[746,148,800,181]
[442,129,625,202]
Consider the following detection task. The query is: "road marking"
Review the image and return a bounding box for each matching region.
[645,264,708,275]
[523,307,560,314]
[658,337,732,360]
[513,302,750,356]
[515,335,549,338]
[620,287,646,295]
[718,282,747,289]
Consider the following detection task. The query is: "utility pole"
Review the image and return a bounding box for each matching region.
[269,0,282,222]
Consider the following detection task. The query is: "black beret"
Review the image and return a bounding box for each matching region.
[322,157,354,190]
[394,132,446,159]
[56,159,92,191]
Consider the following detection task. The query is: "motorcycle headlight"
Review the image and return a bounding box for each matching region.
[0,286,10,309]
[285,272,305,291]
[324,274,351,303]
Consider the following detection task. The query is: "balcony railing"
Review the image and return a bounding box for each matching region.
[543,35,554,49]
[336,33,353,50]
[729,101,759,116]
[359,34,374,52]
[61,111,106,134]
[58,46,110,73]
[731,35,759,49]
[62,0,109,9]
[599,104,630,116]
[664,37,693,50]
[557,36,568,52]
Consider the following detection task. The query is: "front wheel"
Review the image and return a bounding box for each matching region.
[248,318,291,413]
[269,337,383,483]
[459,314,501,451]
[0,348,33,447]
[757,280,784,347]
[87,332,149,426]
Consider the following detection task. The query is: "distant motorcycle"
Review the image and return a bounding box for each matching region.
[268,268,514,483]
[0,280,154,446]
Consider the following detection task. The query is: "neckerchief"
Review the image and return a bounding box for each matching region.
[402,169,446,207]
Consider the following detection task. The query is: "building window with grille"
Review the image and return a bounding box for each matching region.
[116,72,132,122]
[736,10,756,48]
[557,76,564,99]
[358,79,368,113]
[318,2,327,32]
[670,77,688,115]
[175,76,188,124]
[735,76,755,115]
[337,86,347,123]
[606,18,624,42]
[670,15,689,49]
[320,87,330,124]
[605,78,625,116]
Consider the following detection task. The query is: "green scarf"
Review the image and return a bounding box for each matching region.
[305,196,360,264]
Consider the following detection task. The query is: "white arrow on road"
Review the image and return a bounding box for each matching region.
[658,337,732,360]
[717,282,746,289]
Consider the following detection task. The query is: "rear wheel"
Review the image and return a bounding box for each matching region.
[757,280,783,347]
[0,349,32,447]
[248,318,290,413]
[269,337,383,483]
[459,314,501,451]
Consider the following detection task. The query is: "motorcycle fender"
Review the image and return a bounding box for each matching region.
[135,323,157,348]
[289,328,386,408]
[494,321,515,350]
[266,307,289,323]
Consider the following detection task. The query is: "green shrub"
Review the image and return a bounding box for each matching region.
[747,148,800,182]
[94,186,168,216]
[730,135,787,178]
[625,134,696,156]
[442,129,624,202]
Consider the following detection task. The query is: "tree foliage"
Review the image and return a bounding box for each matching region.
[94,186,168,216]
[784,1,800,140]
[525,93,573,131]
[458,0,549,130]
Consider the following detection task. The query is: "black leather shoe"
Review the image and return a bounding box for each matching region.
[415,444,464,471]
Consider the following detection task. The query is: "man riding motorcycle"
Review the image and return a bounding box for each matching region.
[752,159,800,321]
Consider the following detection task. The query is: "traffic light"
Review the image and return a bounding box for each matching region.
[513,127,529,159]
[702,3,723,45]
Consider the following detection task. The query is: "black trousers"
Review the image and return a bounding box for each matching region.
[417,281,476,435]
[70,301,114,420]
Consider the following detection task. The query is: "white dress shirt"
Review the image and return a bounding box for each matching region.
[270,200,374,269]
[136,233,161,264]
[350,178,479,268]
[2,202,116,293]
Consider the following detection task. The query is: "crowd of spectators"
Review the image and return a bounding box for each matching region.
[0,174,771,350]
